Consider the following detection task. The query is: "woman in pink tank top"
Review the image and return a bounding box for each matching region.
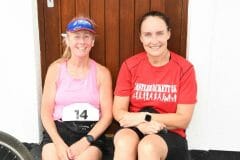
[41,16,112,160]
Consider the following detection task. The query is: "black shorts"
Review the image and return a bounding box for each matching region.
[123,127,190,160]
[41,121,106,153]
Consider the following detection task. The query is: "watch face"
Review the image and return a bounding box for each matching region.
[86,135,94,144]
[145,114,151,122]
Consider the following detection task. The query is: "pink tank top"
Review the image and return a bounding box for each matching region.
[53,59,100,120]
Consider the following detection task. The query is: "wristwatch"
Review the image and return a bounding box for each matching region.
[85,135,94,144]
[145,114,152,122]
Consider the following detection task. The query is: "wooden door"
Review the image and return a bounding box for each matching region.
[37,0,188,133]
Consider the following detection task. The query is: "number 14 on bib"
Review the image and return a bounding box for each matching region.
[62,103,100,121]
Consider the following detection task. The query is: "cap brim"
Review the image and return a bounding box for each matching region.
[67,28,96,34]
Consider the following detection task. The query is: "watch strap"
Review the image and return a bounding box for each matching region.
[85,135,94,144]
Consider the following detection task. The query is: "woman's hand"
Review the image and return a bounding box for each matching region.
[137,120,166,135]
[55,141,70,160]
[119,112,145,127]
[67,137,89,159]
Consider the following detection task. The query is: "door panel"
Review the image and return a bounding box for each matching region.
[105,0,120,84]
[38,0,188,133]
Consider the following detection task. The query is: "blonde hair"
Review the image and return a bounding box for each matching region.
[62,41,71,59]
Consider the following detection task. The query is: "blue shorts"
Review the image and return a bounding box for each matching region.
[41,121,106,153]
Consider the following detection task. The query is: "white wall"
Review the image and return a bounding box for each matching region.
[0,0,42,143]
[187,0,240,151]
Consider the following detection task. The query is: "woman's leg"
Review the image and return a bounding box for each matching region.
[75,146,102,160]
[113,128,140,160]
[160,132,189,160]
[42,143,59,160]
[138,134,168,160]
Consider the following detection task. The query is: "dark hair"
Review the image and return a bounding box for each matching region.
[139,11,170,32]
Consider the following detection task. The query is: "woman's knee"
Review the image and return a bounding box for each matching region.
[138,135,168,158]
[114,128,139,149]
[42,143,58,160]
[75,146,102,160]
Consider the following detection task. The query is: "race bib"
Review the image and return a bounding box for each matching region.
[62,103,99,121]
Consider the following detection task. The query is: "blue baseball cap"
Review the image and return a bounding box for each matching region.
[66,18,96,33]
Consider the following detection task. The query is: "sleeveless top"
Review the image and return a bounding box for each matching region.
[53,59,100,120]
